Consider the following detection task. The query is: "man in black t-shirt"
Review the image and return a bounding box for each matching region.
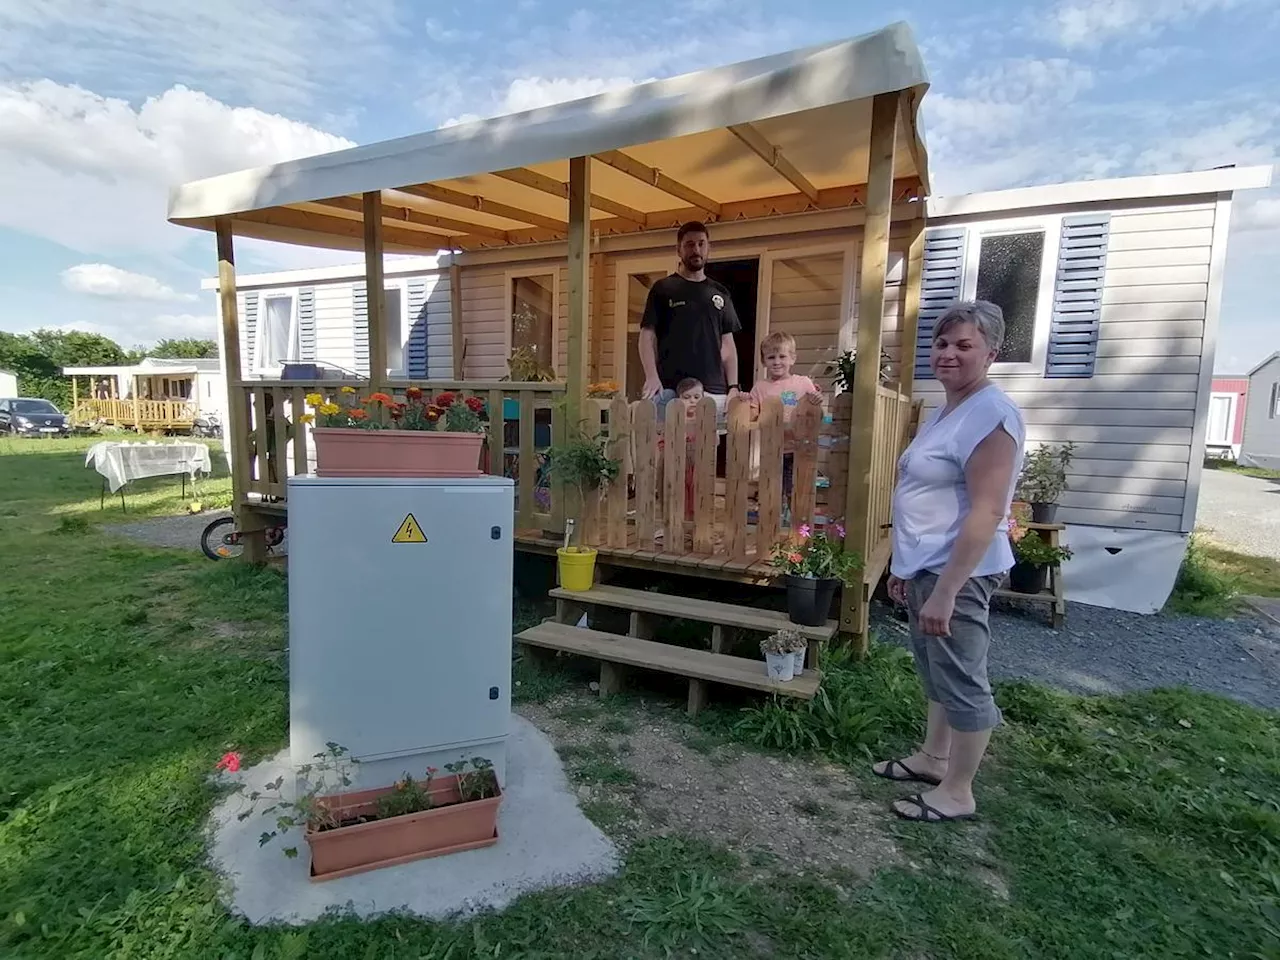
[638,221,741,417]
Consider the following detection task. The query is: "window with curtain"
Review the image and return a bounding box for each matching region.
[510,274,555,373]
[973,231,1045,365]
[259,295,298,369]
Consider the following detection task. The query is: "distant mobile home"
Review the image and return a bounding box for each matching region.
[202,165,1272,614]
[1239,352,1280,470]
[1208,376,1248,460]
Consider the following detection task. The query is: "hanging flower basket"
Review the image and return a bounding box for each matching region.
[306,387,487,478]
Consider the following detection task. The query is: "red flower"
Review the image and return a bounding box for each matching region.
[465,396,485,414]
[434,392,456,408]
[348,408,369,420]
[216,751,241,773]
[389,403,405,420]
[425,405,442,422]
[405,386,424,401]
[366,392,395,406]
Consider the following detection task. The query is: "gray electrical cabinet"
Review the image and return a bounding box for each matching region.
[286,475,514,790]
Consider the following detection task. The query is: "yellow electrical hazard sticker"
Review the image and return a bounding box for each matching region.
[391,513,427,543]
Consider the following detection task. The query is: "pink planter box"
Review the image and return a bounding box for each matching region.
[312,428,483,478]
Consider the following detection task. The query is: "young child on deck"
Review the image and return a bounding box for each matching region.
[749,332,821,518]
[656,377,703,521]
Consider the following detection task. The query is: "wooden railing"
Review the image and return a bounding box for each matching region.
[233,380,568,527]
[73,398,197,427]
[866,385,916,569]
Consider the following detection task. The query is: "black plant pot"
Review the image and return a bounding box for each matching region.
[1008,561,1048,595]
[1030,502,1058,524]
[785,575,840,626]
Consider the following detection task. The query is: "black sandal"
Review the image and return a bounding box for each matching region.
[873,758,941,786]
[891,793,976,823]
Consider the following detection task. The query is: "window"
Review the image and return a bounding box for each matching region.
[384,285,405,375]
[975,232,1044,364]
[509,273,556,374]
[961,221,1058,372]
[258,294,299,370]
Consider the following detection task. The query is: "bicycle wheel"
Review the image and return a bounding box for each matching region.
[201,515,242,560]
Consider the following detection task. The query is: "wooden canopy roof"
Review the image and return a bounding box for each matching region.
[168,21,931,253]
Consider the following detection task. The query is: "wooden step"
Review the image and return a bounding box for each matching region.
[548,585,837,640]
[516,620,820,709]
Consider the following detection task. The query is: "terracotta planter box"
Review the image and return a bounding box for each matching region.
[312,428,483,479]
[305,774,502,882]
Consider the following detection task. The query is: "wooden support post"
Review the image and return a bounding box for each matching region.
[688,623,726,716]
[215,220,265,562]
[599,662,625,697]
[897,217,926,398]
[564,156,591,529]
[450,261,465,379]
[71,376,78,412]
[841,92,899,651]
[363,191,388,389]
[131,375,142,432]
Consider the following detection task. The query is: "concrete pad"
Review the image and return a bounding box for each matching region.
[207,714,620,924]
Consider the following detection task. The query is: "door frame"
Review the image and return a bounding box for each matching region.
[612,253,677,398]
[755,241,858,386]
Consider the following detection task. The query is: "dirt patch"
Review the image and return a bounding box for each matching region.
[518,692,900,881]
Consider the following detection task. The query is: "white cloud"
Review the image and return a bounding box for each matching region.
[1042,0,1252,49]
[1235,194,1280,232]
[61,264,195,301]
[0,80,355,259]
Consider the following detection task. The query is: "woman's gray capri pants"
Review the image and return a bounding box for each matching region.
[905,571,1005,732]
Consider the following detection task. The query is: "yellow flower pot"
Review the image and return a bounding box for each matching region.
[556,546,597,592]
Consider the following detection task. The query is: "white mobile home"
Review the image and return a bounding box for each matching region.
[1239,352,1280,469]
[204,164,1271,614]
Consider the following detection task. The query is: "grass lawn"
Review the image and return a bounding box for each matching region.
[1202,459,1280,482]
[2,436,1279,958]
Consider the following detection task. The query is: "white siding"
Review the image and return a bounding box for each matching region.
[906,198,1221,533]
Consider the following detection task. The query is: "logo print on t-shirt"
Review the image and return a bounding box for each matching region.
[781,391,798,406]
[711,294,724,310]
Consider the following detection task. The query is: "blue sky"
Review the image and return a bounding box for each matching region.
[0,0,1276,371]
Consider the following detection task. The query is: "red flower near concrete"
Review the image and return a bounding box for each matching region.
[216,751,241,773]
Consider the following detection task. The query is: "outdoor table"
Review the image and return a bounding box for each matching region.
[85,440,212,511]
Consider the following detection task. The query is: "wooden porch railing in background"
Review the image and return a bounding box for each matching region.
[865,385,916,573]
[233,380,568,531]
[73,398,197,428]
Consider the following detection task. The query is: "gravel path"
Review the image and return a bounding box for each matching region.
[1195,468,1280,559]
[874,599,1280,711]
[105,509,289,557]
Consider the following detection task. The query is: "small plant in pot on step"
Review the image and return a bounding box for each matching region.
[1007,519,1073,595]
[760,630,797,682]
[770,522,862,626]
[770,627,808,676]
[1015,441,1075,523]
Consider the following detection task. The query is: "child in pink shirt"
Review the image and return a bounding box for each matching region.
[749,332,821,512]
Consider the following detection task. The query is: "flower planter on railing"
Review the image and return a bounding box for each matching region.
[306,388,486,479]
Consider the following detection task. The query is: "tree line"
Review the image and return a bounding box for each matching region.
[0,330,217,409]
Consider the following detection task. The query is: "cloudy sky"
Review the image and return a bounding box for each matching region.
[0,0,1276,371]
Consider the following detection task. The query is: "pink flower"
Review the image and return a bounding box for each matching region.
[216,751,241,773]
[788,552,803,564]
[835,524,846,540]
[798,523,811,540]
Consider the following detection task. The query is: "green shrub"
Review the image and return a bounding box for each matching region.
[1166,534,1239,617]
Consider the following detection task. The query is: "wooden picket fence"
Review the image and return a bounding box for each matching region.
[572,391,905,563]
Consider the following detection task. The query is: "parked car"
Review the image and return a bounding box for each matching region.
[0,397,71,437]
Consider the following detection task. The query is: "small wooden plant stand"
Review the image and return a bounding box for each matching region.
[995,520,1067,629]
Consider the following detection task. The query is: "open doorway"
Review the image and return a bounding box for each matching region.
[620,256,760,399]
[705,258,759,392]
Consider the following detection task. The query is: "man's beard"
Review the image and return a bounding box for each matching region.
[681,254,705,271]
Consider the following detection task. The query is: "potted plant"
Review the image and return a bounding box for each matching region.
[306,387,487,478]
[824,347,893,390]
[760,630,796,682]
[1016,441,1075,523]
[1007,520,1073,595]
[223,743,502,882]
[770,627,808,676]
[770,523,862,626]
[544,430,622,591]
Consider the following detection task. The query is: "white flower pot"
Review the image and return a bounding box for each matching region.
[791,647,806,676]
[765,652,795,682]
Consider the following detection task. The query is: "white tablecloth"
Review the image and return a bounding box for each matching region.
[86,441,213,493]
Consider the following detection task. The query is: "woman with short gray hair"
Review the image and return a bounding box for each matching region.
[873,300,1026,823]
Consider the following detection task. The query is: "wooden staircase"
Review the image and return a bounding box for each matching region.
[515,585,838,715]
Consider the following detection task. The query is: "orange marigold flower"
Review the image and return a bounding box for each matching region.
[348,408,369,420]
[366,392,395,406]
[405,386,424,400]
[425,405,442,422]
